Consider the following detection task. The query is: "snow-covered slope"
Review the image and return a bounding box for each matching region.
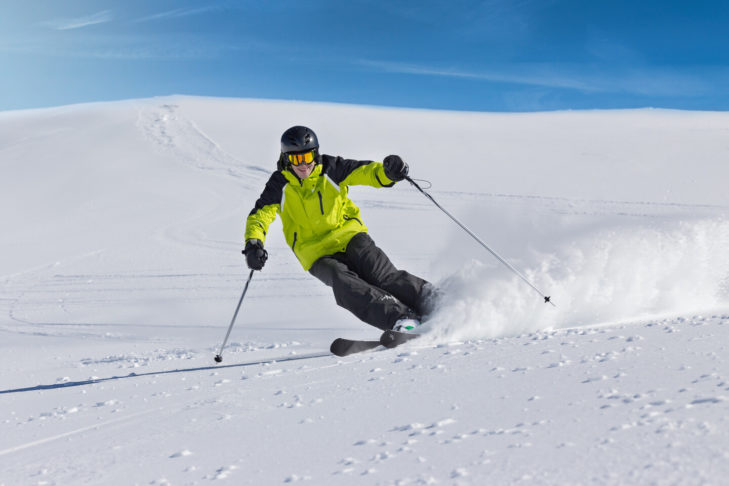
[1,97,728,485]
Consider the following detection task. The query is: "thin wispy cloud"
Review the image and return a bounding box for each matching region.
[1,30,252,62]
[43,10,113,31]
[357,59,715,97]
[25,34,247,61]
[71,44,232,61]
[136,6,222,23]
[358,60,596,92]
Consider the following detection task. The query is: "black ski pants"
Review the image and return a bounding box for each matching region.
[309,233,433,330]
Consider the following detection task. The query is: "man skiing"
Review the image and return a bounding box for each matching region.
[243,126,436,333]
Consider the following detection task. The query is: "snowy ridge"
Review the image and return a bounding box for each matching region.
[1,96,729,484]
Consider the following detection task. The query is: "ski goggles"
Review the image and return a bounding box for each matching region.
[286,150,317,166]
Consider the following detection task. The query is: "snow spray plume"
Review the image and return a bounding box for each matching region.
[214,269,255,363]
[430,217,729,342]
[406,176,555,307]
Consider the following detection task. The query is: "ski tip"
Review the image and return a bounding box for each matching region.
[329,338,345,355]
[330,337,381,357]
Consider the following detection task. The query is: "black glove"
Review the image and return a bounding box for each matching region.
[243,239,268,271]
[383,155,409,182]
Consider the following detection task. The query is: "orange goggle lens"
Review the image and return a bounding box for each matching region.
[287,151,316,166]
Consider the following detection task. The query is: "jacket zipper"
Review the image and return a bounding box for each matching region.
[291,232,297,252]
[317,191,324,215]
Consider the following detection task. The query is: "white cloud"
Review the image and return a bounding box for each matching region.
[357,59,596,92]
[43,10,113,31]
[356,59,717,97]
[135,6,222,23]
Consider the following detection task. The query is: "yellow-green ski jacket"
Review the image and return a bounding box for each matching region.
[245,155,396,270]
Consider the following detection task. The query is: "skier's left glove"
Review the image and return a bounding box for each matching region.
[383,155,409,182]
[243,239,268,271]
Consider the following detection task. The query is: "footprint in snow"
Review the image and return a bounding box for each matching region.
[169,450,193,458]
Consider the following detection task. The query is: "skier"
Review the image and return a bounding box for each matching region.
[243,126,437,334]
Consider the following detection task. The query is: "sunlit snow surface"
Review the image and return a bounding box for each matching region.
[1,97,728,484]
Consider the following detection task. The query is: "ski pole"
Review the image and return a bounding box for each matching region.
[405,176,555,307]
[214,269,255,363]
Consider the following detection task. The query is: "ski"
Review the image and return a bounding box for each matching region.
[380,329,421,348]
[330,337,381,357]
[330,329,422,357]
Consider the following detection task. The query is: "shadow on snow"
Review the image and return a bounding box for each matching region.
[0,352,331,395]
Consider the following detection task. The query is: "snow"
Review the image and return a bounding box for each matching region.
[1,96,729,485]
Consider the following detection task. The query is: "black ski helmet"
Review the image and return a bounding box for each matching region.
[280,126,319,154]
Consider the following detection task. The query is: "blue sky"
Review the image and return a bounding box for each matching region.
[1,0,728,112]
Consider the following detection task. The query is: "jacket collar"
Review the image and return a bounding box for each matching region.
[282,163,323,185]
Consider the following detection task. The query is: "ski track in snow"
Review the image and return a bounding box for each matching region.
[136,103,269,187]
[136,103,267,255]
[0,407,159,457]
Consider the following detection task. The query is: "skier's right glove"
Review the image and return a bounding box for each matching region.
[383,155,409,182]
[243,239,268,271]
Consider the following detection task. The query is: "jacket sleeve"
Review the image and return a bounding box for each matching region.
[325,155,396,188]
[244,172,286,245]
